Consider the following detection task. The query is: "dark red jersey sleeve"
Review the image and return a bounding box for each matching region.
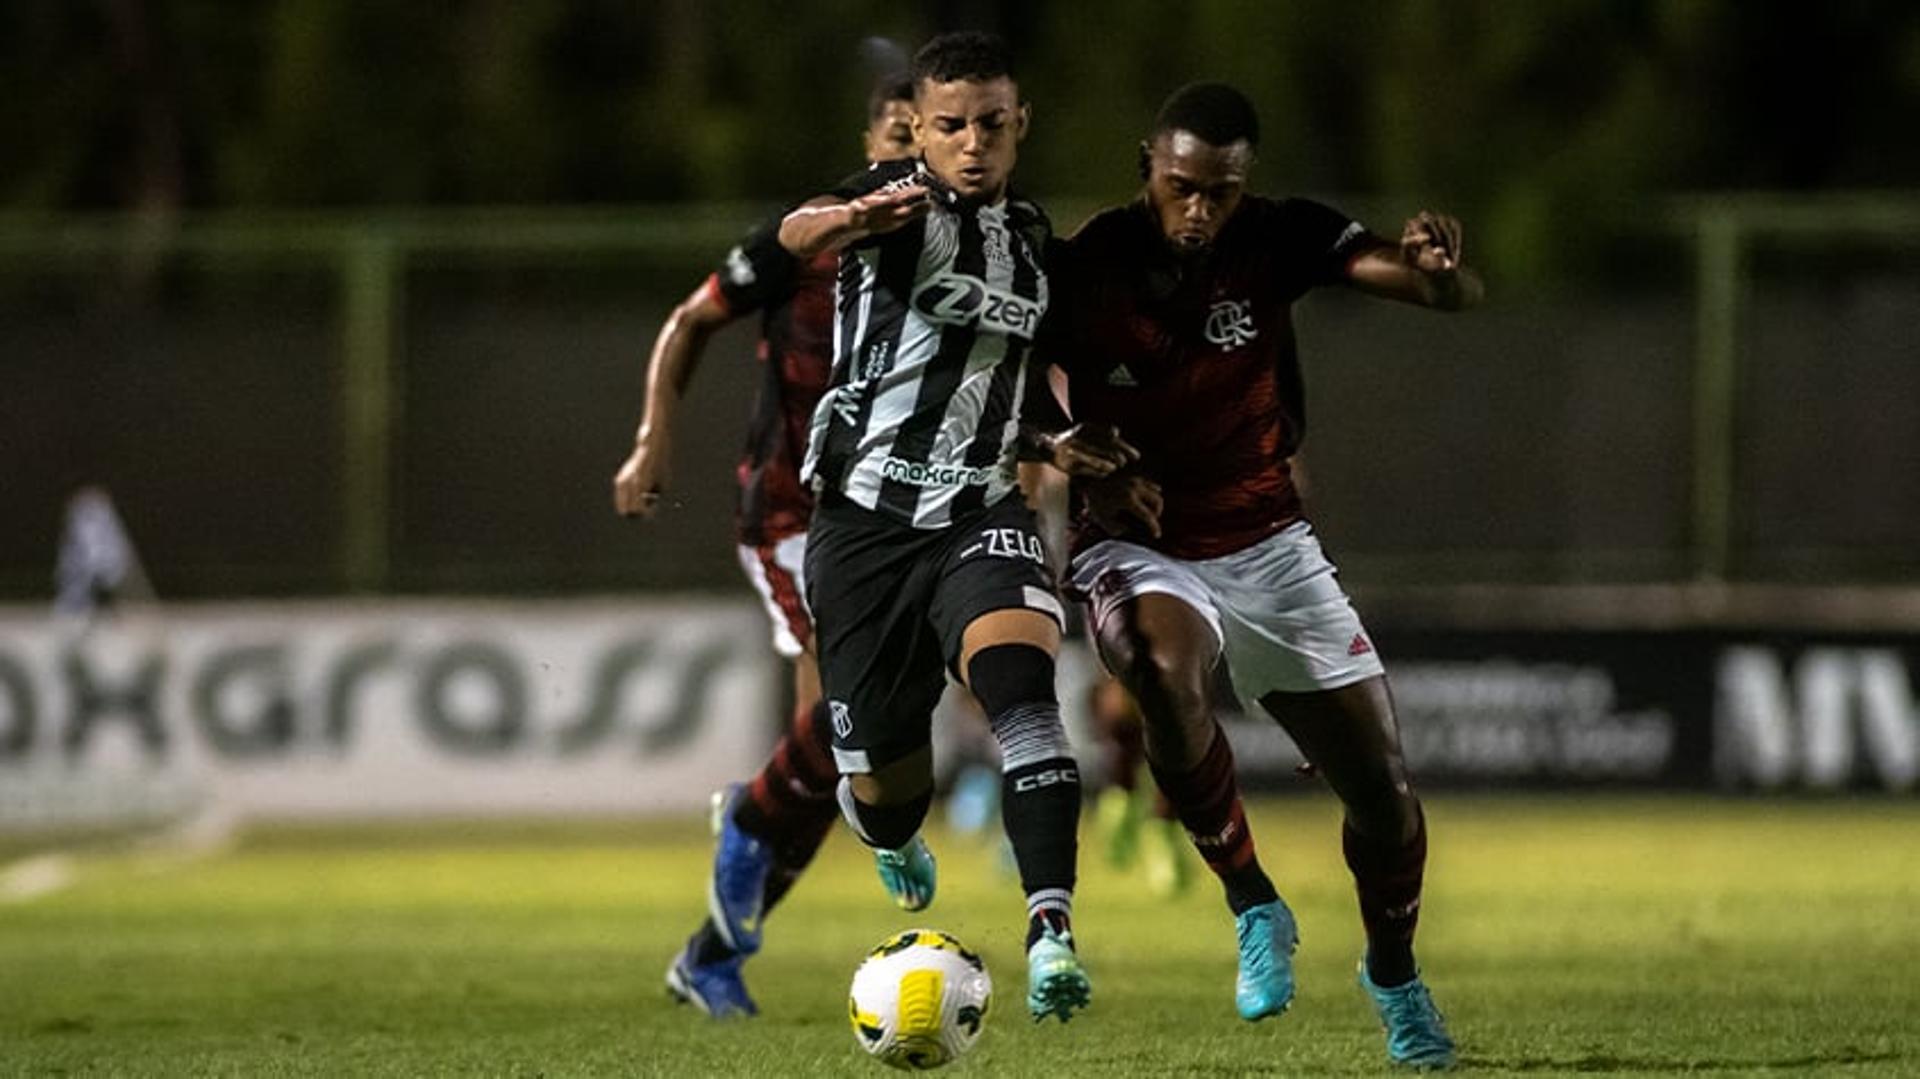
[711,216,798,317]
[1266,198,1373,292]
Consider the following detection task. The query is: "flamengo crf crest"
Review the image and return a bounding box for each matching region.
[1204,298,1258,348]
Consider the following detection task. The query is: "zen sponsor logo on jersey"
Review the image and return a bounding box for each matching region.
[880,456,997,489]
[910,273,1045,338]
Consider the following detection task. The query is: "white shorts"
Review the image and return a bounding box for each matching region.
[1068,521,1384,701]
[736,533,812,659]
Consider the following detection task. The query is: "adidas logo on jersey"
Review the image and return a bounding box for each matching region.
[1106,364,1139,387]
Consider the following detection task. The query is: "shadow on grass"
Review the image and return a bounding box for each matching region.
[1464,1047,1904,1072]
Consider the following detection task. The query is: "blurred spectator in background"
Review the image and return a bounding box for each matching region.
[55,486,153,622]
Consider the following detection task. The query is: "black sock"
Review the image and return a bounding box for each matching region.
[1222,865,1280,916]
[968,643,1083,954]
[1003,756,1081,947]
[835,779,932,851]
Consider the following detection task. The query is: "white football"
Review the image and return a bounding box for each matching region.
[848,929,992,1070]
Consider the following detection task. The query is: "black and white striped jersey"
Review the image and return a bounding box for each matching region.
[801,158,1051,529]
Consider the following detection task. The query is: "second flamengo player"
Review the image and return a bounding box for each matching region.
[1038,83,1483,1067]
[615,76,916,1019]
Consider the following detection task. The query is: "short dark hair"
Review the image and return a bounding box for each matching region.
[867,72,915,122]
[1152,82,1260,148]
[910,31,1015,88]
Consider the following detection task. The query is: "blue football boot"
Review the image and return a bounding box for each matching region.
[665,938,758,1019]
[1234,897,1300,1021]
[707,784,772,954]
[872,835,937,911]
[1359,959,1456,1069]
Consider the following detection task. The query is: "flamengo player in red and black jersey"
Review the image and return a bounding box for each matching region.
[613,75,916,1020]
[1036,83,1482,1068]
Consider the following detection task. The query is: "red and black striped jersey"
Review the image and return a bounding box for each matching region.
[1047,195,1371,560]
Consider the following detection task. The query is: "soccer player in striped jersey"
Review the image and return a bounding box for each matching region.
[778,31,1123,1023]
[1037,83,1483,1066]
[616,75,916,1019]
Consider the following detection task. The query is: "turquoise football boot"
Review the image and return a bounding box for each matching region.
[1359,959,1457,1069]
[1026,926,1092,1022]
[873,834,937,911]
[1234,897,1299,1020]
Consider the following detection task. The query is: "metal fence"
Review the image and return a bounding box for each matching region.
[3,196,1917,600]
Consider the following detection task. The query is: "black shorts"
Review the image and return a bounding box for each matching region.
[805,492,1065,774]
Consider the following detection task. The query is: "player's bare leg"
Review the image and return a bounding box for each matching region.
[1259,678,1455,1067]
[1257,678,1421,967]
[959,609,1089,1022]
[1096,593,1294,1019]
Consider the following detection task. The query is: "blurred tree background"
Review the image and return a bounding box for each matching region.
[7,0,1920,279]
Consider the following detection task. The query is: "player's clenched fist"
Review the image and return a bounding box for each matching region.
[1399,211,1463,272]
[613,441,670,518]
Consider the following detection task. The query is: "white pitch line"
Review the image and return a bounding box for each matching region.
[0,808,237,904]
[0,854,76,902]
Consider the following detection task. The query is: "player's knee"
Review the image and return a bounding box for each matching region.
[1121,646,1210,723]
[1348,773,1421,845]
[836,777,932,850]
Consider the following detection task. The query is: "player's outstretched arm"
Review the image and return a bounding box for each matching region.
[613,282,735,518]
[778,186,931,258]
[1345,211,1485,311]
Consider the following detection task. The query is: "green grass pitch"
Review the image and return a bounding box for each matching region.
[2,796,1917,1076]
